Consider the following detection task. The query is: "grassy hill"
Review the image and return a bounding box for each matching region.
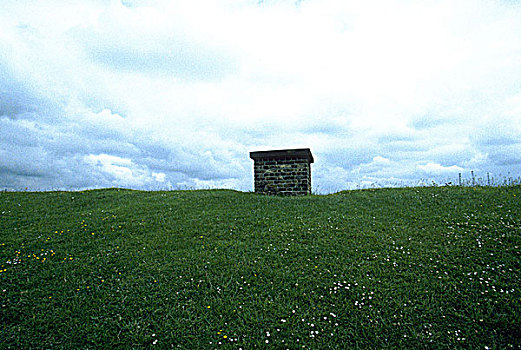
[1,186,520,349]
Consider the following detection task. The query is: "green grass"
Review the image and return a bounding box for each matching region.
[1,186,520,349]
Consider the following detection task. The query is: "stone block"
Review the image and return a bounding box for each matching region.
[250,148,313,195]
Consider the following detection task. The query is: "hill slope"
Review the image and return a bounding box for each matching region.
[1,187,520,348]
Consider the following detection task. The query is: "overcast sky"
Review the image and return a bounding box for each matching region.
[1,0,520,193]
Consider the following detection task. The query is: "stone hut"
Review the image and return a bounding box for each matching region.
[249,148,314,195]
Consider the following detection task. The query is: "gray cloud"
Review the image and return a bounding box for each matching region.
[1,0,521,192]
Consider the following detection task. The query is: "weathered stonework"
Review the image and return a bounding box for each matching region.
[249,148,314,195]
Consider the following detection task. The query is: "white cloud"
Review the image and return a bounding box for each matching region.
[84,154,133,179]
[83,153,172,188]
[417,163,464,175]
[353,156,392,175]
[152,172,166,182]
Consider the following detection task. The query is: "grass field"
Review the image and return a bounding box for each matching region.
[1,186,520,349]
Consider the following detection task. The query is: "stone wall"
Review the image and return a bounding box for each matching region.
[250,149,313,195]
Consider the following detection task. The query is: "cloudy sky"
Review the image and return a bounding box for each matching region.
[1,0,520,193]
